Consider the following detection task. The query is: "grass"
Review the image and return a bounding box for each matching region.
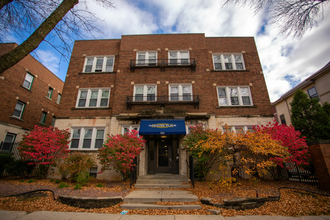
[96,183,103,187]
[58,182,69,188]
[27,179,35,183]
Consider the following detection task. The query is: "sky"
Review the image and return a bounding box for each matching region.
[7,0,330,102]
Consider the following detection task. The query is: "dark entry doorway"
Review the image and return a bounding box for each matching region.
[147,135,179,174]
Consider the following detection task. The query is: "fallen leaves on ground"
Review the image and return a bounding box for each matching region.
[0,178,329,216]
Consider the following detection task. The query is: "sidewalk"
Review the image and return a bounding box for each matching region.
[1,210,330,220]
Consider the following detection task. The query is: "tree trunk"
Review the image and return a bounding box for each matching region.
[0,0,79,74]
[0,0,13,10]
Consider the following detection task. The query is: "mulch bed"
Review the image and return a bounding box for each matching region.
[0,178,330,216]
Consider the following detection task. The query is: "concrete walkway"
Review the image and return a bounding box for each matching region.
[1,211,330,220]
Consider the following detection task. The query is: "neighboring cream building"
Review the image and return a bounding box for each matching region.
[272,61,330,125]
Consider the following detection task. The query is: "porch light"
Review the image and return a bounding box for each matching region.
[161,135,167,138]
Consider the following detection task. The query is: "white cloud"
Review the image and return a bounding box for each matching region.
[34,49,60,77]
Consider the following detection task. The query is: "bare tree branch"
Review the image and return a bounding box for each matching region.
[221,0,329,38]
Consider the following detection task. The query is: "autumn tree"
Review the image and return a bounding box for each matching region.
[254,121,310,180]
[221,0,329,38]
[98,130,145,181]
[19,125,70,177]
[182,124,222,181]
[184,125,288,184]
[0,0,115,74]
[290,89,330,141]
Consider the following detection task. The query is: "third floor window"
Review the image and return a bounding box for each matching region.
[136,52,157,66]
[83,56,114,73]
[213,54,245,70]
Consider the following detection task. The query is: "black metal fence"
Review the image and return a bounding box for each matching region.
[286,163,318,186]
[130,156,138,188]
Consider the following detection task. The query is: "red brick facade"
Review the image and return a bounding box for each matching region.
[59,34,273,119]
[0,43,64,133]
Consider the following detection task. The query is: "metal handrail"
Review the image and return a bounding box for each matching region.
[127,95,199,103]
[186,155,195,188]
[130,58,196,67]
[130,156,138,188]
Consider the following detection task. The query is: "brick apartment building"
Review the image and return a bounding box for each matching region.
[0,43,64,152]
[55,33,274,181]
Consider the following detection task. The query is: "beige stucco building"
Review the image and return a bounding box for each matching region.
[272,61,330,125]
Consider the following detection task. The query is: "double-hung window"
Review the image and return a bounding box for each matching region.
[56,94,61,104]
[213,54,245,70]
[47,87,53,99]
[22,72,34,90]
[280,114,286,125]
[122,125,139,135]
[83,56,115,72]
[307,86,319,100]
[168,51,189,65]
[217,86,252,106]
[1,133,16,151]
[13,101,25,119]
[169,84,192,101]
[134,85,156,101]
[136,52,157,66]
[39,111,47,124]
[76,88,110,108]
[70,127,105,150]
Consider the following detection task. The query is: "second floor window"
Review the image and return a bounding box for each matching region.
[134,85,156,101]
[76,88,110,108]
[13,101,25,119]
[217,86,252,106]
[23,72,34,90]
[83,56,114,73]
[213,54,245,70]
[47,87,53,99]
[136,52,157,66]
[169,84,192,101]
[307,86,319,100]
[169,51,189,65]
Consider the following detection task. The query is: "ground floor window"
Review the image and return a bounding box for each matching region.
[122,125,139,135]
[1,133,16,151]
[70,127,105,150]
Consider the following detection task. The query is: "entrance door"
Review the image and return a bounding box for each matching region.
[157,139,172,173]
[147,135,179,174]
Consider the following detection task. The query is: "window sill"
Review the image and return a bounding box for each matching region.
[45,96,52,101]
[216,105,257,109]
[10,116,24,121]
[20,85,32,92]
[79,71,115,75]
[211,70,250,72]
[71,107,112,110]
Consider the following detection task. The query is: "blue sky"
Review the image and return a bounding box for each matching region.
[5,0,330,102]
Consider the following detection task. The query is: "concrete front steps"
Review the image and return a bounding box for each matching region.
[121,190,201,210]
[134,174,190,189]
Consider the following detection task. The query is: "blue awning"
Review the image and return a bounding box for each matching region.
[139,119,186,135]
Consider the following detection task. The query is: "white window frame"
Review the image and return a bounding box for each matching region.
[22,72,34,90]
[83,56,115,73]
[13,101,25,119]
[217,86,253,106]
[136,51,157,66]
[212,54,245,70]
[56,93,61,104]
[69,127,105,150]
[169,84,193,101]
[168,51,190,65]
[133,84,157,102]
[76,88,111,108]
[122,125,140,135]
[221,125,253,133]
